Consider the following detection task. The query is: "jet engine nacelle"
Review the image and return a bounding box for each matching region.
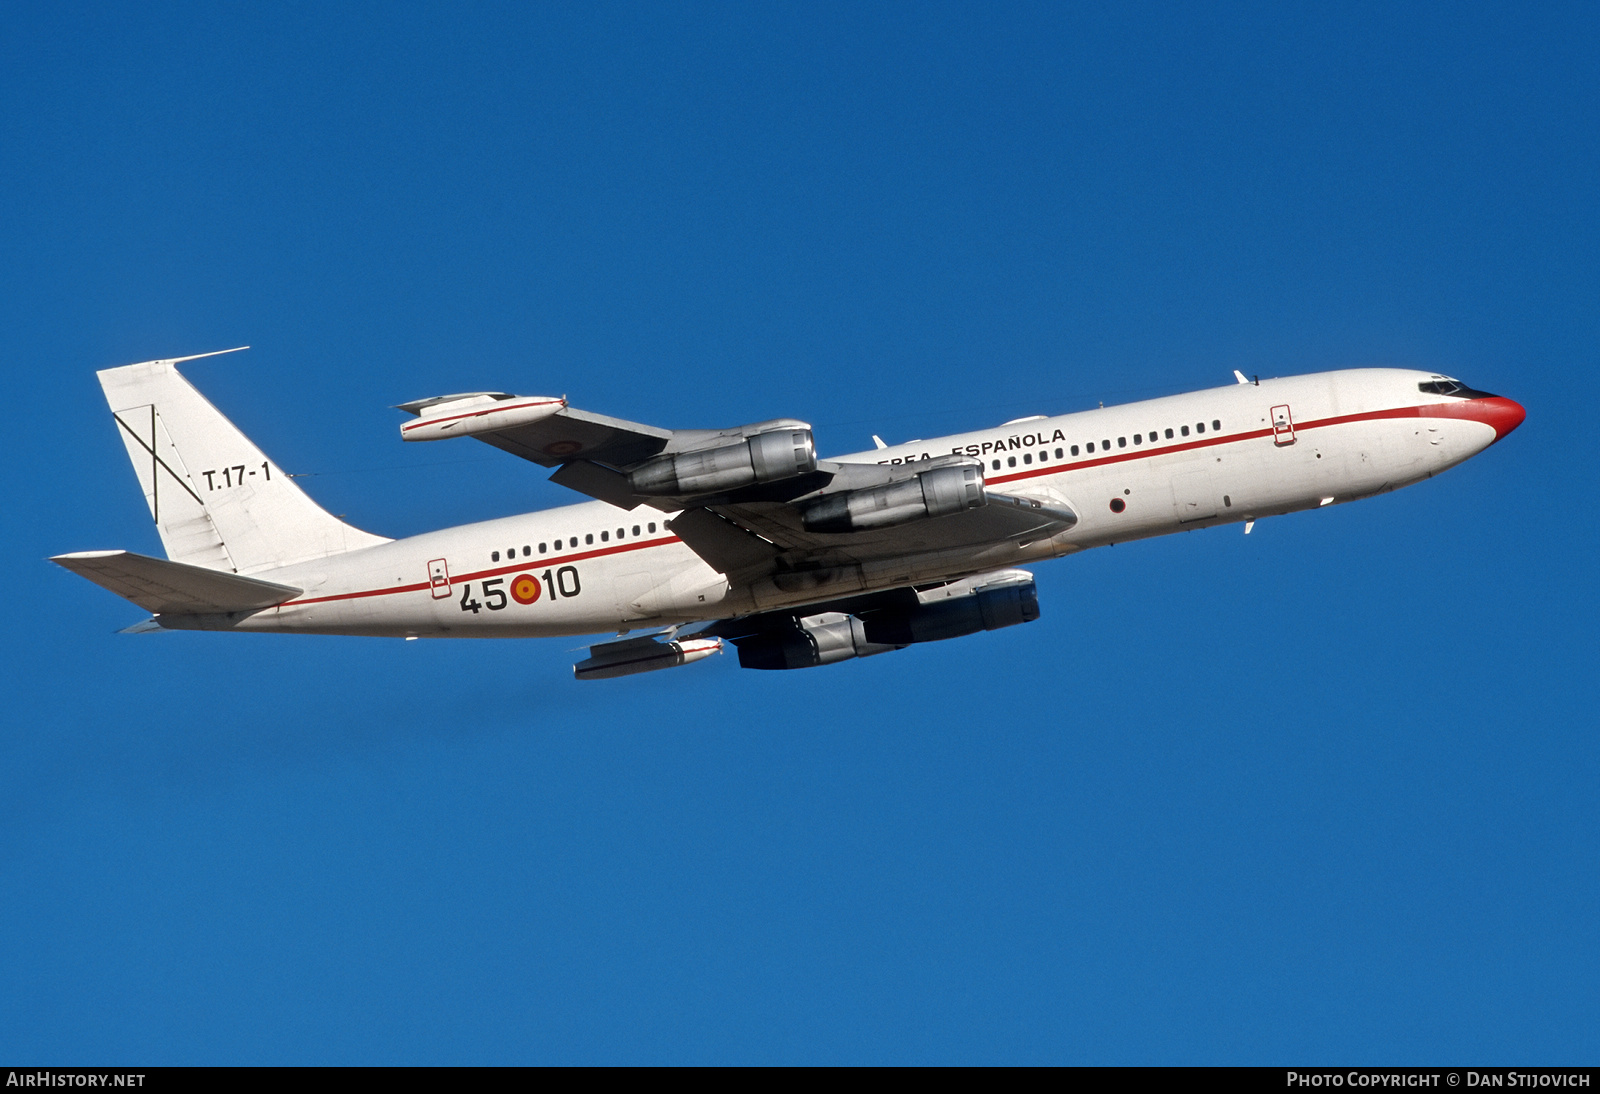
[735,573,1040,670]
[628,426,817,496]
[734,612,900,671]
[862,574,1040,645]
[399,392,567,441]
[800,461,985,533]
[573,635,722,681]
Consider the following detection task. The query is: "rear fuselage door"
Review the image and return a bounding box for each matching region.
[1271,405,1296,445]
[428,558,452,599]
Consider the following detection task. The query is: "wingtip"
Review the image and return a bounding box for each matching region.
[51,550,128,562]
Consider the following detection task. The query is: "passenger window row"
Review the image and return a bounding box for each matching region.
[988,420,1223,471]
[491,522,659,563]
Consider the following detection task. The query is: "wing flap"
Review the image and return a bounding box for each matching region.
[52,550,302,615]
[547,460,645,509]
[665,508,781,575]
[704,491,1073,563]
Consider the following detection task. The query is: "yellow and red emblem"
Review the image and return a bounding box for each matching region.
[510,573,542,605]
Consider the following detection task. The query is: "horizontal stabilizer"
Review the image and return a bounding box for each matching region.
[51,550,302,615]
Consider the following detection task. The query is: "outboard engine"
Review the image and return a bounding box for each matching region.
[573,634,723,681]
[801,460,985,533]
[629,426,817,496]
[735,612,900,670]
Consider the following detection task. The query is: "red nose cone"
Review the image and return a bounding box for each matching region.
[1474,396,1526,442]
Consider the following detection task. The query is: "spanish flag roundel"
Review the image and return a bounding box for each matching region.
[510,573,542,605]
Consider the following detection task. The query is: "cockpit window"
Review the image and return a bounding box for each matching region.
[1419,378,1496,399]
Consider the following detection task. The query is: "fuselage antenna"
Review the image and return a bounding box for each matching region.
[164,346,250,364]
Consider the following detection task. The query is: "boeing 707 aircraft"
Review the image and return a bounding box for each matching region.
[54,352,1524,679]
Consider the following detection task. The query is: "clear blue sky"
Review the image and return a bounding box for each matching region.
[2,1,1595,1064]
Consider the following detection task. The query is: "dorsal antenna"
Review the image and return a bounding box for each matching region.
[165,346,251,364]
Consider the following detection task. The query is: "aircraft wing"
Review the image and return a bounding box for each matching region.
[396,393,673,469]
[396,390,821,507]
[396,391,1077,577]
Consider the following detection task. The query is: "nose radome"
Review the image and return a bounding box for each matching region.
[1474,396,1526,442]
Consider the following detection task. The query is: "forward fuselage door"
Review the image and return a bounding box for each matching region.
[1271,405,1296,445]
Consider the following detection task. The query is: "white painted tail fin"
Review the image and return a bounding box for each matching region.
[98,353,390,574]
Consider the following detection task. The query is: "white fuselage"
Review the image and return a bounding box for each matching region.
[172,368,1514,638]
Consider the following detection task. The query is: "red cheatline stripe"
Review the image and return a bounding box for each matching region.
[281,535,682,606]
[983,403,1438,487]
[401,398,564,432]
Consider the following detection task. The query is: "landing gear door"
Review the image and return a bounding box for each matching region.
[427,558,452,600]
[1271,405,1296,445]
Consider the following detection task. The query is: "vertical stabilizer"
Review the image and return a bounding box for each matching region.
[99,353,390,574]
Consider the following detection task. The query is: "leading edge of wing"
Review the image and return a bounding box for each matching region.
[395,391,673,470]
[472,406,674,469]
